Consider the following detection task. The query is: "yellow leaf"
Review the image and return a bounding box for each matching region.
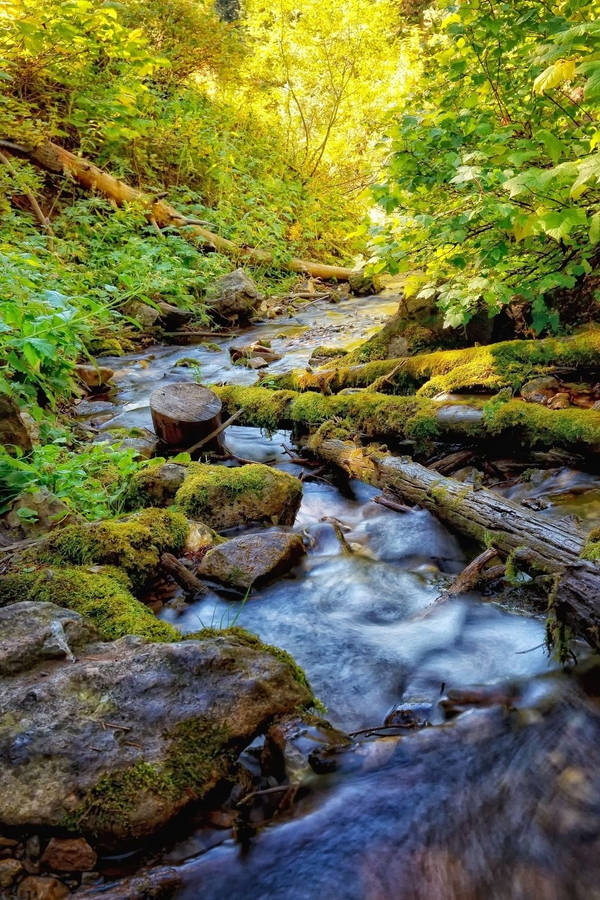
[534,59,576,94]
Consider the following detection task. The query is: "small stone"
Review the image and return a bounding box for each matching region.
[74,364,114,391]
[122,299,160,329]
[0,858,24,888]
[17,876,69,900]
[0,392,31,450]
[41,837,97,872]
[207,810,235,829]
[520,375,561,404]
[25,837,40,862]
[547,392,570,410]
[198,531,306,590]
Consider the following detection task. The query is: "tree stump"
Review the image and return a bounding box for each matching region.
[150,383,223,451]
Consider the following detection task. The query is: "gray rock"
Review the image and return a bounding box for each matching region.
[122,300,160,329]
[207,269,262,321]
[0,629,310,845]
[520,375,561,404]
[199,531,305,589]
[0,602,95,676]
[0,393,31,451]
[124,462,188,509]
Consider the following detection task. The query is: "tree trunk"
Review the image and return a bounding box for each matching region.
[211,383,600,460]
[5,139,358,282]
[309,437,600,650]
[150,383,223,451]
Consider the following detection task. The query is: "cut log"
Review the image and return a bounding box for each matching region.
[212,383,600,460]
[309,437,600,650]
[3,139,358,282]
[150,383,223,451]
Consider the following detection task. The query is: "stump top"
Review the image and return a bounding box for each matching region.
[150,383,222,423]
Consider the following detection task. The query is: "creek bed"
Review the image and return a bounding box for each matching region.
[86,292,600,899]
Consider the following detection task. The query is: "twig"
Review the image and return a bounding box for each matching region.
[236,785,294,806]
[185,409,243,455]
[372,494,412,514]
[0,149,55,248]
[160,552,209,597]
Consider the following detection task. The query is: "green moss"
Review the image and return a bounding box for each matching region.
[581,527,600,562]
[483,398,600,454]
[0,566,180,642]
[175,462,302,528]
[67,717,231,838]
[33,508,188,592]
[271,328,600,399]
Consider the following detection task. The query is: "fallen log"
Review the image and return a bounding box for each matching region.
[271,329,600,397]
[211,383,600,459]
[159,552,209,597]
[3,139,358,282]
[308,437,600,650]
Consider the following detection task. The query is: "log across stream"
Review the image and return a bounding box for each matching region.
[79,292,600,898]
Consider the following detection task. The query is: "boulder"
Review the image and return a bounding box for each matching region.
[0,393,32,451]
[0,602,95,676]
[125,462,188,510]
[207,269,262,321]
[198,531,305,590]
[0,628,311,846]
[175,464,303,530]
[40,838,97,873]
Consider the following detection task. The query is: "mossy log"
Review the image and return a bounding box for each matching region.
[272,329,600,398]
[5,139,358,282]
[212,384,600,457]
[309,437,600,650]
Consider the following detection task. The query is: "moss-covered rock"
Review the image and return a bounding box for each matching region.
[198,531,306,589]
[581,528,600,562]
[0,566,180,643]
[0,631,312,847]
[175,463,303,530]
[31,508,188,592]
[124,462,188,510]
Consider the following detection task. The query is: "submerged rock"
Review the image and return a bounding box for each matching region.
[0,630,311,846]
[198,531,306,589]
[207,268,262,321]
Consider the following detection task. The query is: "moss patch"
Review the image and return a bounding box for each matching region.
[32,508,188,592]
[581,527,600,562]
[175,462,302,529]
[0,566,180,642]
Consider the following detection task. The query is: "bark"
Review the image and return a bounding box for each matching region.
[5,139,358,282]
[159,553,209,597]
[212,383,600,460]
[150,383,223,451]
[309,437,600,649]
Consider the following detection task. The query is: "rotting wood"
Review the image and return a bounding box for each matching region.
[150,383,223,451]
[159,552,209,597]
[2,139,358,282]
[309,437,600,649]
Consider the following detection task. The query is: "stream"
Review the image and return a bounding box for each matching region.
[86,292,600,899]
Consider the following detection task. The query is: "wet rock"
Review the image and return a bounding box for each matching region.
[384,700,433,729]
[41,838,97,872]
[0,630,311,846]
[74,364,114,392]
[73,399,116,421]
[520,375,561,404]
[0,857,24,888]
[0,393,32,451]
[198,532,305,590]
[230,342,282,367]
[184,522,221,556]
[17,875,69,899]
[156,301,193,330]
[262,715,351,785]
[175,464,303,530]
[0,602,95,676]
[207,269,262,321]
[122,300,160,329]
[1,489,81,542]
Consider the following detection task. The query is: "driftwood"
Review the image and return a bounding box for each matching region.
[309,438,600,649]
[159,553,208,597]
[2,139,358,282]
[150,383,223,450]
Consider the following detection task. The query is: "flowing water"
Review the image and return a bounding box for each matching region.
[88,293,600,899]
